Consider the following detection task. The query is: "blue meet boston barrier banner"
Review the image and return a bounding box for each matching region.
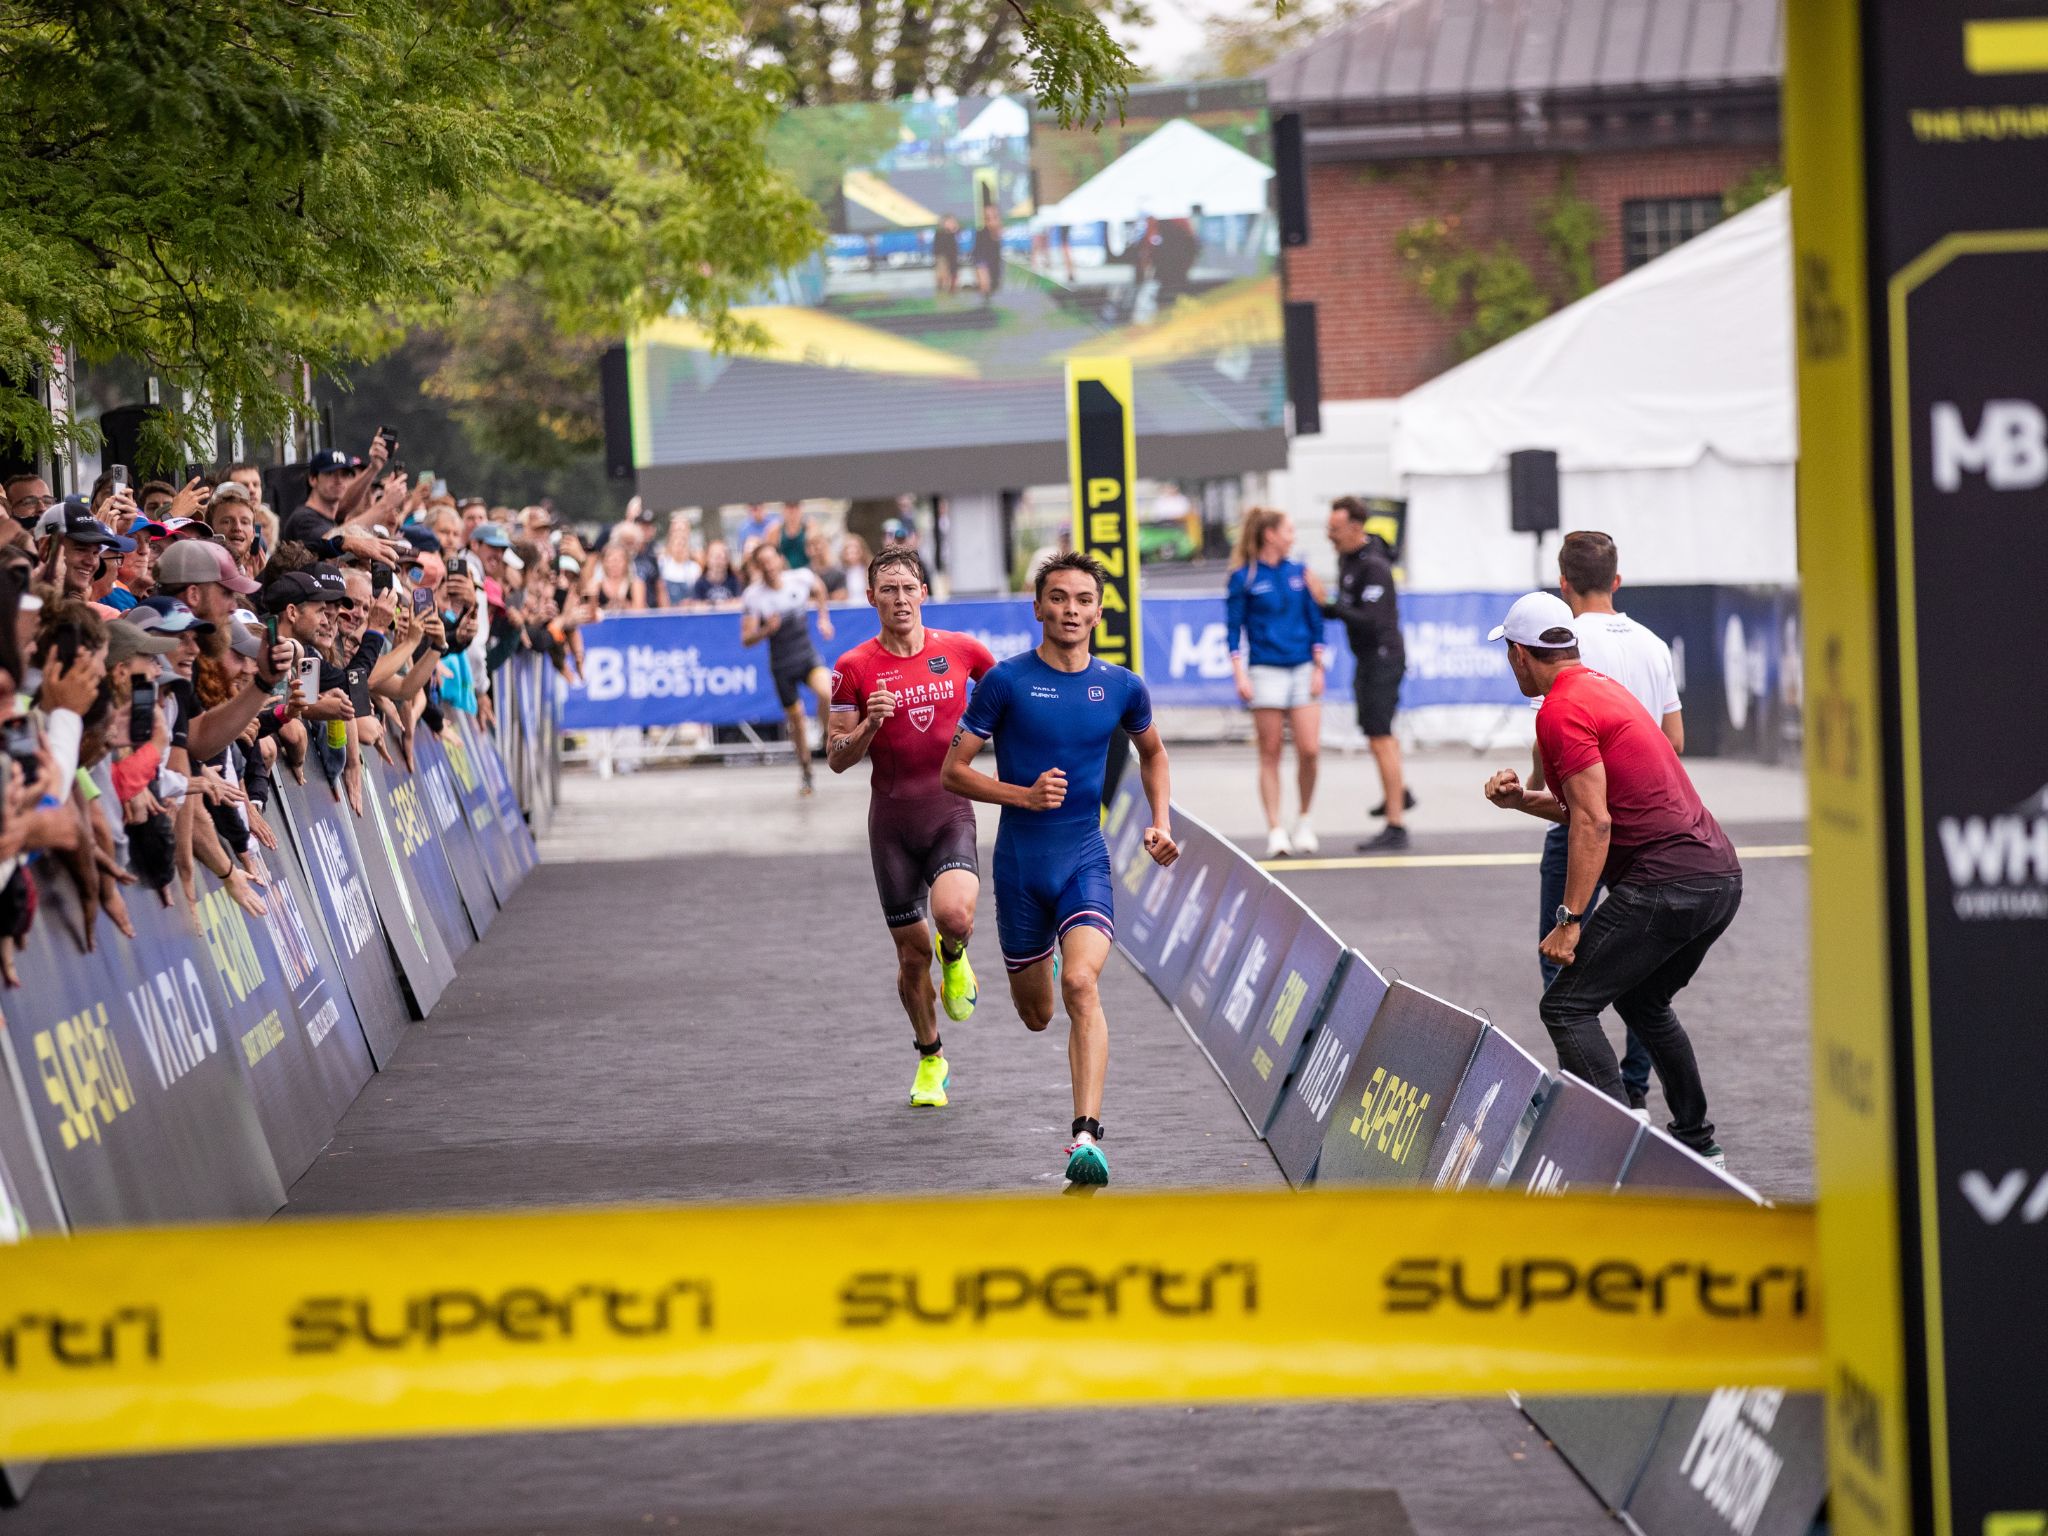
[560,592,1529,729]
[559,586,1800,764]
[1101,769,1826,1536]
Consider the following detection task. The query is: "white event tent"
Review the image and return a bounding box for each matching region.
[1390,189,1796,592]
[1036,118,1274,227]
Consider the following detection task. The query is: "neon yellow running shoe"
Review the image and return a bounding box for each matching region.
[936,933,978,1022]
[910,1053,950,1108]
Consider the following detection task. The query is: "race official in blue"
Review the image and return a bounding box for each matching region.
[943,551,1179,1190]
[1225,508,1327,858]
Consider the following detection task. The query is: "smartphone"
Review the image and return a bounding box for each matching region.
[404,563,425,585]
[346,665,373,718]
[1,718,37,767]
[371,565,393,596]
[184,463,207,486]
[377,424,399,456]
[111,464,130,491]
[128,677,157,745]
[296,651,323,704]
[411,585,435,616]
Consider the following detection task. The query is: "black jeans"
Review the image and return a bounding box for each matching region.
[1536,872,1742,1152]
[1538,821,1650,1101]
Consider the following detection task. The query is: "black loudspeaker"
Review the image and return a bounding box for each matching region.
[264,463,310,521]
[98,403,174,480]
[1274,113,1309,247]
[1283,302,1322,436]
[1508,448,1560,533]
[598,344,635,483]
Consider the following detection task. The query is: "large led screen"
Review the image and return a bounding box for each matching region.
[628,81,1286,504]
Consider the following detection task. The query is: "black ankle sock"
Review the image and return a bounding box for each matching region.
[938,937,964,962]
[917,1036,944,1057]
[1071,1116,1103,1141]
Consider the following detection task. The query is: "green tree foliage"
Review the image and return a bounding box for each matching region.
[0,0,817,468]
[742,1,1149,121]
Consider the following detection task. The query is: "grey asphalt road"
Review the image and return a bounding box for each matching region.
[10,764,1811,1535]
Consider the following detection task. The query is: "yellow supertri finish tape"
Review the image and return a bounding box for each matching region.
[0,1186,1820,1461]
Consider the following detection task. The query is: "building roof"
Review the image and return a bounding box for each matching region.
[1264,0,1782,114]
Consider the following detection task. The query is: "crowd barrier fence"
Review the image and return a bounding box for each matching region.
[0,657,1823,1512]
[0,678,551,1506]
[556,587,1799,762]
[1101,771,1829,1536]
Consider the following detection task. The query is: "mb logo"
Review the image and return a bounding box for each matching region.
[1930,399,2047,491]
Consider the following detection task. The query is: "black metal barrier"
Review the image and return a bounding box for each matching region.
[1102,772,1827,1536]
[0,699,545,1507]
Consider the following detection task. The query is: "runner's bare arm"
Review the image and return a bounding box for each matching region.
[941,728,1064,811]
[826,687,892,773]
[1132,724,1179,865]
[739,607,771,646]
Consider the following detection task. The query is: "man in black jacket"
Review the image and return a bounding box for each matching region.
[1325,497,1411,850]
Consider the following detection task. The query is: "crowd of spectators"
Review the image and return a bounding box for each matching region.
[0,437,592,974]
[586,498,880,614]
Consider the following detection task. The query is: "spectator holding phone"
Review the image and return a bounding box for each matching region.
[204,480,268,584]
[282,436,400,566]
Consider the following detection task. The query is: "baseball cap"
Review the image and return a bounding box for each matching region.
[469,522,512,549]
[306,448,354,477]
[131,596,215,635]
[106,620,181,662]
[155,540,260,595]
[208,480,256,507]
[263,567,348,611]
[50,496,135,552]
[227,619,268,661]
[160,516,212,538]
[1487,591,1579,647]
[129,519,171,542]
[883,518,911,541]
[399,524,441,554]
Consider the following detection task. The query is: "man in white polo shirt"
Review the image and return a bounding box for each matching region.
[1531,530,1683,1110]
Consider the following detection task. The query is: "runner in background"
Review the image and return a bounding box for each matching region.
[1225,506,1326,858]
[741,543,834,796]
[943,552,1179,1188]
[1534,529,1684,1110]
[1325,497,1410,850]
[826,549,994,1108]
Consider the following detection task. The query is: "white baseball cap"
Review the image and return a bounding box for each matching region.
[1487,591,1579,647]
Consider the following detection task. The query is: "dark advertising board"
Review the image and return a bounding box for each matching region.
[1104,769,1145,886]
[1171,851,1267,1034]
[7,870,284,1225]
[1520,1396,1672,1514]
[415,729,500,937]
[444,713,523,904]
[280,773,448,1020]
[367,757,476,962]
[0,1050,59,1505]
[1420,1027,1550,1192]
[1312,982,1484,1187]
[474,709,540,877]
[1215,903,1341,1135]
[1144,821,1229,999]
[1624,1389,1830,1536]
[1197,879,1306,1066]
[190,868,373,1186]
[1509,1073,1643,1196]
[1622,1125,1757,1199]
[1265,952,1388,1187]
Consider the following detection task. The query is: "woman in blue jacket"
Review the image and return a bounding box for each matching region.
[1226,507,1327,857]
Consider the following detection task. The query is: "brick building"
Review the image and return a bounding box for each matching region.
[1260,0,1781,502]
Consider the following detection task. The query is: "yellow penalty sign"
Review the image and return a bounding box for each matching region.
[0,1187,1819,1462]
[1065,357,1140,672]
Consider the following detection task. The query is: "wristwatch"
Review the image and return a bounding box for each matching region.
[1554,904,1586,927]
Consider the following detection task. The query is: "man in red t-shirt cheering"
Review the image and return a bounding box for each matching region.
[1482,592,1741,1168]
[826,548,996,1109]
